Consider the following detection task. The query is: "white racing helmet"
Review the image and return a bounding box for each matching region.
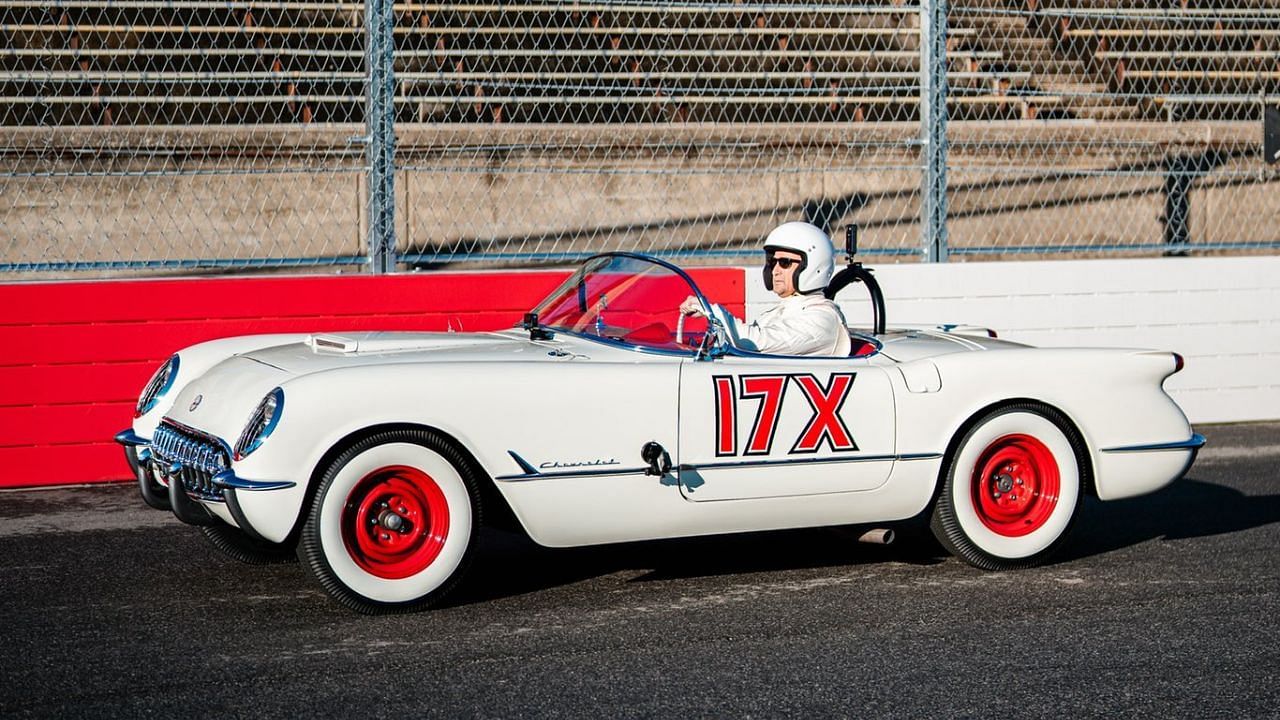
[762,221,836,295]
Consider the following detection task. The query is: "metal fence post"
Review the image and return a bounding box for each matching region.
[365,0,396,274]
[920,0,949,263]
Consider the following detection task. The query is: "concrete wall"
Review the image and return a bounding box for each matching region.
[746,255,1280,423]
[5,123,1272,277]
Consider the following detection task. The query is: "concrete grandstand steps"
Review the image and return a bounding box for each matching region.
[1039,1,1280,13]
[1065,103,1144,121]
[1036,1,1280,9]
[1031,75,1109,94]
[2,0,996,126]
[0,0,363,124]
[951,4,1144,120]
[1,0,1272,126]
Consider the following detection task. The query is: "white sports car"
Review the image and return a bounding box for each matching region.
[116,252,1203,613]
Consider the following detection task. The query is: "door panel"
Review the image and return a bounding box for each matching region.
[677,356,896,501]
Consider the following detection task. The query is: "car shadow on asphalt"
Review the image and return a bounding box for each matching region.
[1058,476,1280,563]
[450,476,1279,607]
[450,523,948,607]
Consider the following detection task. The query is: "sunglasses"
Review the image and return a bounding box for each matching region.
[766,256,800,270]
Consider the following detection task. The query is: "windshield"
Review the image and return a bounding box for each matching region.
[530,254,710,352]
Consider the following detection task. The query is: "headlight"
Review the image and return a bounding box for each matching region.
[234,387,284,460]
[135,355,180,417]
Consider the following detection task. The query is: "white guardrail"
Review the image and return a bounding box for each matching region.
[743,256,1280,424]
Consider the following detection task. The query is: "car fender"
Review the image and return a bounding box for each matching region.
[892,348,1192,503]
[229,359,681,543]
[131,334,310,438]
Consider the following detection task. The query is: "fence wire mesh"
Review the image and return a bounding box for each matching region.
[394,2,948,266]
[947,0,1280,258]
[1,1,371,275]
[2,1,1280,278]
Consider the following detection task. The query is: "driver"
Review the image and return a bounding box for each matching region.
[682,221,852,357]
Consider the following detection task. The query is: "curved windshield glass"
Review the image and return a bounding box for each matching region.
[530,254,710,352]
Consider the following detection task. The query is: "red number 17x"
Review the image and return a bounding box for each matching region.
[713,373,858,457]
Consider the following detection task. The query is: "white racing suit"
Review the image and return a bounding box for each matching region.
[717,293,852,357]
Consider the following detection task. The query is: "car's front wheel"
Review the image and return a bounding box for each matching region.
[931,404,1085,570]
[299,429,481,614]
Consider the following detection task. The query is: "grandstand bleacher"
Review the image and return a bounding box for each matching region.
[13,0,1272,126]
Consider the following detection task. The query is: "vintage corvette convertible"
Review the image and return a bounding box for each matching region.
[116,251,1203,613]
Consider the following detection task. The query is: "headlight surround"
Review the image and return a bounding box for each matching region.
[234,387,284,460]
[135,355,180,417]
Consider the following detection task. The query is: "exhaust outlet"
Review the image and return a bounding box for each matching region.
[858,528,895,545]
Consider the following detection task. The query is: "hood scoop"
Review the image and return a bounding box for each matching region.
[307,334,360,353]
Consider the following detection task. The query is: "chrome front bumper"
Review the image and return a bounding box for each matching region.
[115,426,295,538]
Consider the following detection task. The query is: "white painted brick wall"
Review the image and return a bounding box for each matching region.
[741,256,1280,424]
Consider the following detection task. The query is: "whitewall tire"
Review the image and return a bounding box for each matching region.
[931,404,1086,570]
[299,429,482,613]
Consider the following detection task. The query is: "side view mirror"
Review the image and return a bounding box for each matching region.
[521,312,554,341]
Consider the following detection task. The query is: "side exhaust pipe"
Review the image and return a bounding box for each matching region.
[858,528,895,545]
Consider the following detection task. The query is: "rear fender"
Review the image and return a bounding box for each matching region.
[893,348,1192,505]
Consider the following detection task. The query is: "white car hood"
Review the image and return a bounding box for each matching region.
[164,331,544,442]
[243,331,541,374]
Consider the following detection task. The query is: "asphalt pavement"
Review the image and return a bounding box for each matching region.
[1,422,1277,719]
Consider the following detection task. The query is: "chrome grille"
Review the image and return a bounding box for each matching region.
[151,422,229,501]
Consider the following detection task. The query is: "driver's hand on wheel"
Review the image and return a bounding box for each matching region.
[679,296,706,317]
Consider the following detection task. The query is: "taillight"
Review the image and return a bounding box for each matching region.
[1172,353,1185,374]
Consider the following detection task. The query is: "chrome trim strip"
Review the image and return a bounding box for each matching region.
[723,346,869,361]
[212,470,295,492]
[507,451,539,475]
[114,428,150,447]
[722,331,885,361]
[1100,433,1207,454]
[680,452,942,472]
[496,451,942,481]
[161,417,236,457]
[496,466,650,482]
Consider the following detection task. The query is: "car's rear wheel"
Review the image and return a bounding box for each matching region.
[201,523,297,565]
[931,404,1085,570]
[299,429,481,614]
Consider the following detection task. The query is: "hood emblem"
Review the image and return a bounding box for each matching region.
[189,394,203,412]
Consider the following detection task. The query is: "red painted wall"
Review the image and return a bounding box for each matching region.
[0,269,744,488]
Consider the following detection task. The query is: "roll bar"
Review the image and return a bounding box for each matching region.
[823,224,886,335]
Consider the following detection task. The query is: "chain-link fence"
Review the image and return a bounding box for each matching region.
[1,1,371,275]
[3,1,1280,278]
[946,1,1280,259]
